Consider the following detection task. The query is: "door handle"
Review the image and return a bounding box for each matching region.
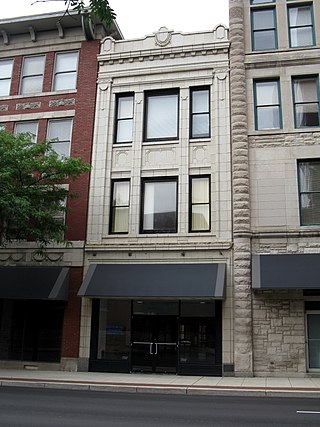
[154,343,158,355]
[149,343,153,355]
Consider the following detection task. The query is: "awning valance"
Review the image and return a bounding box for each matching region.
[0,266,69,300]
[252,254,320,290]
[78,263,226,299]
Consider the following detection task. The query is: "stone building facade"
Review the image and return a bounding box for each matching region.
[78,25,233,375]
[230,0,320,376]
[0,12,122,371]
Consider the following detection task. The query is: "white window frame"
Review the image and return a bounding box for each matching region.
[20,55,45,95]
[53,51,79,92]
[47,118,73,158]
[0,59,14,97]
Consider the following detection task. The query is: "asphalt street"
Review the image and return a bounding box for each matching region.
[0,386,320,426]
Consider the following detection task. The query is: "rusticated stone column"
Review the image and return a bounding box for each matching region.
[229,0,253,376]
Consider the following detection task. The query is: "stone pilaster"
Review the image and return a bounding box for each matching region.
[229,0,253,375]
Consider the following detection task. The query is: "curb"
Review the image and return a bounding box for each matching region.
[1,378,320,398]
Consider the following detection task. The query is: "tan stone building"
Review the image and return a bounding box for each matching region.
[78,25,233,375]
[230,0,320,376]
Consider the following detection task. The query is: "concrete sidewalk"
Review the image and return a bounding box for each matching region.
[1,369,320,398]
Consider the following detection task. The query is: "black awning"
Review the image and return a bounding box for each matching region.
[252,254,320,290]
[0,266,69,300]
[78,263,225,299]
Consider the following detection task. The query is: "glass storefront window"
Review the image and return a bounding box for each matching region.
[97,300,131,362]
[179,317,215,364]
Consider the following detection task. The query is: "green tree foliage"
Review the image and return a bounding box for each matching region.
[0,130,90,247]
[35,0,116,27]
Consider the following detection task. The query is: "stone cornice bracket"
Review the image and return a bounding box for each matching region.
[81,12,95,41]
[56,21,64,39]
[154,26,173,47]
[28,26,36,42]
[1,30,9,45]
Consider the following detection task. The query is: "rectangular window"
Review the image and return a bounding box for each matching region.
[298,160,320,225]
[20,55,45,95]
[251,0,274,3]
[144,90,179,141]
[251,7,277,51]
[110,180,130,234]
[190,87,210,138]
[293,77,319,128]
[288,4,315,48]
[0,59,13,97]
[14,121,38,142]
[115,94,134,143]
[53,51,79,91]
[254,79,281,130]
[190,176,210,232]
[47,119,72,158]
[141,178,177,233]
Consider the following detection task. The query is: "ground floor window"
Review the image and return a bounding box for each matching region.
[0,299,64,363]
[90,299,222,376]
[306,310,320,370]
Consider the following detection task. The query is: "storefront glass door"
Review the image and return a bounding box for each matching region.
[132,315,177,373]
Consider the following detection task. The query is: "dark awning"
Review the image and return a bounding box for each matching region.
[252,254,320,290]
[78,263,226,299]
[0,266,69,300]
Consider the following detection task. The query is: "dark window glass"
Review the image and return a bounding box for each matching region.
[298,160,320,225]
[254,80,281,130]
[115,94,134,143]
[110,180,130,233]
[190,88,210,138]
[293,77,319,128]
[141,179,177,233]
[144,90,179,141]
[252,8,277,51]
[96,300,131,362]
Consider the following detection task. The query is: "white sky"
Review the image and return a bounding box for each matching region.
[1,0,229,39]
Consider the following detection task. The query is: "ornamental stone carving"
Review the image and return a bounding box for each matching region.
[154,27,172,47]
[49,98,75,107]
[16,102,41,110]
[0,105,8,111]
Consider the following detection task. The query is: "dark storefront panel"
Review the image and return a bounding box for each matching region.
[0,300,65,362]
[89,300,222,376]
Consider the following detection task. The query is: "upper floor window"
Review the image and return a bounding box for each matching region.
[0,59,13,97]
[251,7,277,51]
[251,0,275,3]
[110,180,130,234]
[190,176,210,232]
[14,121,38,142]
[288,4,315,48]
[115,94,134,143]
[190,87,210,139]
[47,119,72,158]
[53,51,79,91]
[293,76,319,128]
[144,90,179,141]
[141,178,178,233]
[254,79,282,130]
[298,160,320,225]
[20,55,45,95]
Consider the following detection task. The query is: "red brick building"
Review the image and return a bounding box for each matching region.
[0,11,122,370]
